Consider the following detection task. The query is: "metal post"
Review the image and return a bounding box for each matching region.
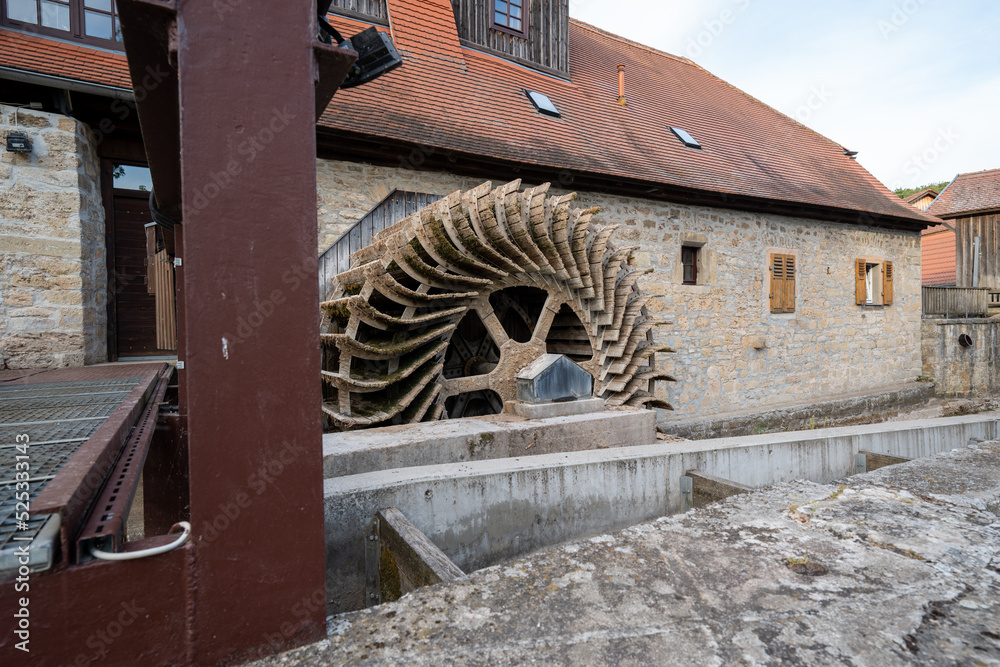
[175,2,339,661]
[972,236,981,288]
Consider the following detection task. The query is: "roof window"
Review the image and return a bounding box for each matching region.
[670,127,701,150]
[525,90,560,118]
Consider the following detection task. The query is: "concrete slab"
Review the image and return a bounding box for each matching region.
[322,409,655,478]
[256,440,1000,666]
[322,413,1000,614]
[509,397,604,419]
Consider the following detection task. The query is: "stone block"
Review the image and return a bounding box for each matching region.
[509,397,605,419]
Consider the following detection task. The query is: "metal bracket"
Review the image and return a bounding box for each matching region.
[853,452,867,476]
[364,516,381,607]
[173,257,182,267]
[680,475,693,512]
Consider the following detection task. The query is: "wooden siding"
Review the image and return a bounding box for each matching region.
[922,286,990,318]
[318,190,442,301]
[955,213,999,290]
[452,0,570,77]
[327,0,388,24]
[921,226,956,286]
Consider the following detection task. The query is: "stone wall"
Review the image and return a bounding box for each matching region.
[0,106,106,369]
[922,318,1000,396]
[315,159,924,420]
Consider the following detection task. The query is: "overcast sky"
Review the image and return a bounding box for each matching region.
[569,0,1000,191]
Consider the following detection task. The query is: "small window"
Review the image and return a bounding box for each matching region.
[681,246,698,285]
[769,253,796,313]
[493,0,525,34]
[855,259,893,306]
[669,127,701,150]
[525,90,560,118]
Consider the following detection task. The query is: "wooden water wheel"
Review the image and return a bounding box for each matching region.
[320,181,675,430]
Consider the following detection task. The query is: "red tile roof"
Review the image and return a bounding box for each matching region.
[0,29,129,89]
[926,169,1000,218]
[1,5,939,228]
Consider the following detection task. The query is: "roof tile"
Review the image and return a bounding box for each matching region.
[926,169,1000,218]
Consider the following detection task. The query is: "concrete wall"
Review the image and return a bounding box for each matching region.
[323,413,1000,613]
[316,159,924,420]
[323,409,657,477]
[0,106,106,369]
[922,318,1000,396]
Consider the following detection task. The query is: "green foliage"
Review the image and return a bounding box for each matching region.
[893,181,951,200]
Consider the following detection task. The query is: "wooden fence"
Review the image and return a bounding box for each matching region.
[318,190,442,301]
[922,286,989,318]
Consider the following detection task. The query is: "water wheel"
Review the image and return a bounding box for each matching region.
[320,181,675,430]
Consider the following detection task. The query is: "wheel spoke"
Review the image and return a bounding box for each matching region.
[531,294,560,342]
[478,307,511,347]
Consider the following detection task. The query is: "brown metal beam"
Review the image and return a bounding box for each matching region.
[117,0,181,221]
[172,1,355,663]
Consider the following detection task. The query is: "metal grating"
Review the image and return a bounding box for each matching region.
[0,480,49,551]
[0,443,82,485]
[0,403,120,425]
[0,376,143,575]
[0,421,108,446]
[1,392,132,410]
[0,378,140,397]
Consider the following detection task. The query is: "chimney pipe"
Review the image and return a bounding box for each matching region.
[617,64,626,105]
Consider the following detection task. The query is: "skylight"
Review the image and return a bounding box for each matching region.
[525,90,561,118]
[670,127,701,150]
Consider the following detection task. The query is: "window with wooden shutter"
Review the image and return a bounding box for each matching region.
[882,261,894,305]
[855,258,867,305]
[769,253,796,313]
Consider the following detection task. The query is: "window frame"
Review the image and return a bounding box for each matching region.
[1,0,124,51]
[492,0,527,37]
[681,246,699,285]
[855,258,893,306]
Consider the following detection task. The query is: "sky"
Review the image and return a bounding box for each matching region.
[569,0,1000,191]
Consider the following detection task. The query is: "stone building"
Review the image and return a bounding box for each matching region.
[0,0,938,421]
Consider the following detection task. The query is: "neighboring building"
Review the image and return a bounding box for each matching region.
[927,169,1000,290]
[920,222,957,286]
[1,0,938,421]
[905,187,939,212]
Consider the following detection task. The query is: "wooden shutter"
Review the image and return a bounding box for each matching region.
[769,254,795,312]
[153,250,178,350]
[770,254,784,312]
[782,255,796,312]
[855,259,867,305]
[882,261,894,305]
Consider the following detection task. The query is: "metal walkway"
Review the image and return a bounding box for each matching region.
[0,365,166,578]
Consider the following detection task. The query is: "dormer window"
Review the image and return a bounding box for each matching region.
[493,0,525,35]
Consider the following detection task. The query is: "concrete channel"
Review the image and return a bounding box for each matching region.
[323,412,1000,613]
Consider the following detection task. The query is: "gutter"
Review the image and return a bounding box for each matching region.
[0,66,134,101]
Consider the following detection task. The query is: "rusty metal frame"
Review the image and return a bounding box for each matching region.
[76,368,172,561]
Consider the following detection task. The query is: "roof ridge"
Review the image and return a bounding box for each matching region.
[568,18,693,66]
[954,167,1000,179]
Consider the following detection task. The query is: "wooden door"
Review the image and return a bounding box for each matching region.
[110,189,174,357]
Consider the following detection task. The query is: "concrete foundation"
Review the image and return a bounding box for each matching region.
[322,409,656,478]
[323,412,1000,614]
[663,381,936,439]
